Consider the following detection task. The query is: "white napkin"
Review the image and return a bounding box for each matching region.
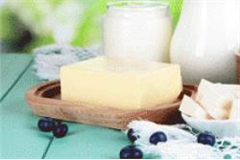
[128,120,240,159]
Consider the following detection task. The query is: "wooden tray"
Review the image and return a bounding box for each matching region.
[26,81,197,130]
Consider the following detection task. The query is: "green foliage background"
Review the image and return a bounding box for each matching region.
[0,0,183,53]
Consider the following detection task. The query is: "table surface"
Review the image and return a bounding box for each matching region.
[0,53,131,159]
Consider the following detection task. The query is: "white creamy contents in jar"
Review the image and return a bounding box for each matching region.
[103,1,172,62]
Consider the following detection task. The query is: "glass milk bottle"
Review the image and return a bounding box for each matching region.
[170,0,240,84]
[103,1,172,62]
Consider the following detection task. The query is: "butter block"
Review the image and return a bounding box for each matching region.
[60,56,182,110]
[179,96,212,119]
[196,79,233,119]
[230,99,240,120]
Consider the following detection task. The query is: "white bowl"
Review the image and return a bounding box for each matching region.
[182,113,240,138]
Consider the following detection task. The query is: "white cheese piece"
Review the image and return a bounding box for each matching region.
[217,84,240,99]
[230,99,240,120]
[196,79,233,119]
[179,95,212,119]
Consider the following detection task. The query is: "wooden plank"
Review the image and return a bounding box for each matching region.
[0,54,33,101]
[45,123,131,159]
[0,54,130,159]
[0,64,51,159]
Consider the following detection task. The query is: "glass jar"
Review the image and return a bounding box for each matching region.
[103,1,172,62]
[170,0,240,84]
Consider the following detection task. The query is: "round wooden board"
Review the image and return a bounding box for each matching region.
[26,81,197,130]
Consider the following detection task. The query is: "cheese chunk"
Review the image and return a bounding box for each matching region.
[219,85,240,99]
[179,96,212,119]
[196,79,233,119]
[60,56,182,110]
[230,99,240,120]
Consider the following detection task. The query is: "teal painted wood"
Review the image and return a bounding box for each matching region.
[45,123,131,159]
[0,62,51,159]
[0,54,131,159]
[0,54,33,101]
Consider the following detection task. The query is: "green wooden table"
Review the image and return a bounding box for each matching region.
[0,54,131,159]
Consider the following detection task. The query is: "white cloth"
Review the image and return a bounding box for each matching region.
[128,120,240,159]
[33,44,101,80]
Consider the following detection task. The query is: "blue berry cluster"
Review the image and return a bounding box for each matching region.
[120,129,169,159]
[119,129,143,159]
[120,128,216,159]
[38,118,68,138]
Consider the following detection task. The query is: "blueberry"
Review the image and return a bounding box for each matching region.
[38,118,55,132]
[127,129,138,142]
[120,146,143,159]
[53,124,68,138]
[149,131,167,145]
[197,132,216,146]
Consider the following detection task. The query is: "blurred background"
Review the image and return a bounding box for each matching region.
[0,0,182,54]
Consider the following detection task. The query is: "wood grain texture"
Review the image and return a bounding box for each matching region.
[0,62,51,159]
[26,81,197,130]
[0,54,33,101]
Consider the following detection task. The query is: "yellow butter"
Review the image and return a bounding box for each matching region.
[60,56,182,110]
